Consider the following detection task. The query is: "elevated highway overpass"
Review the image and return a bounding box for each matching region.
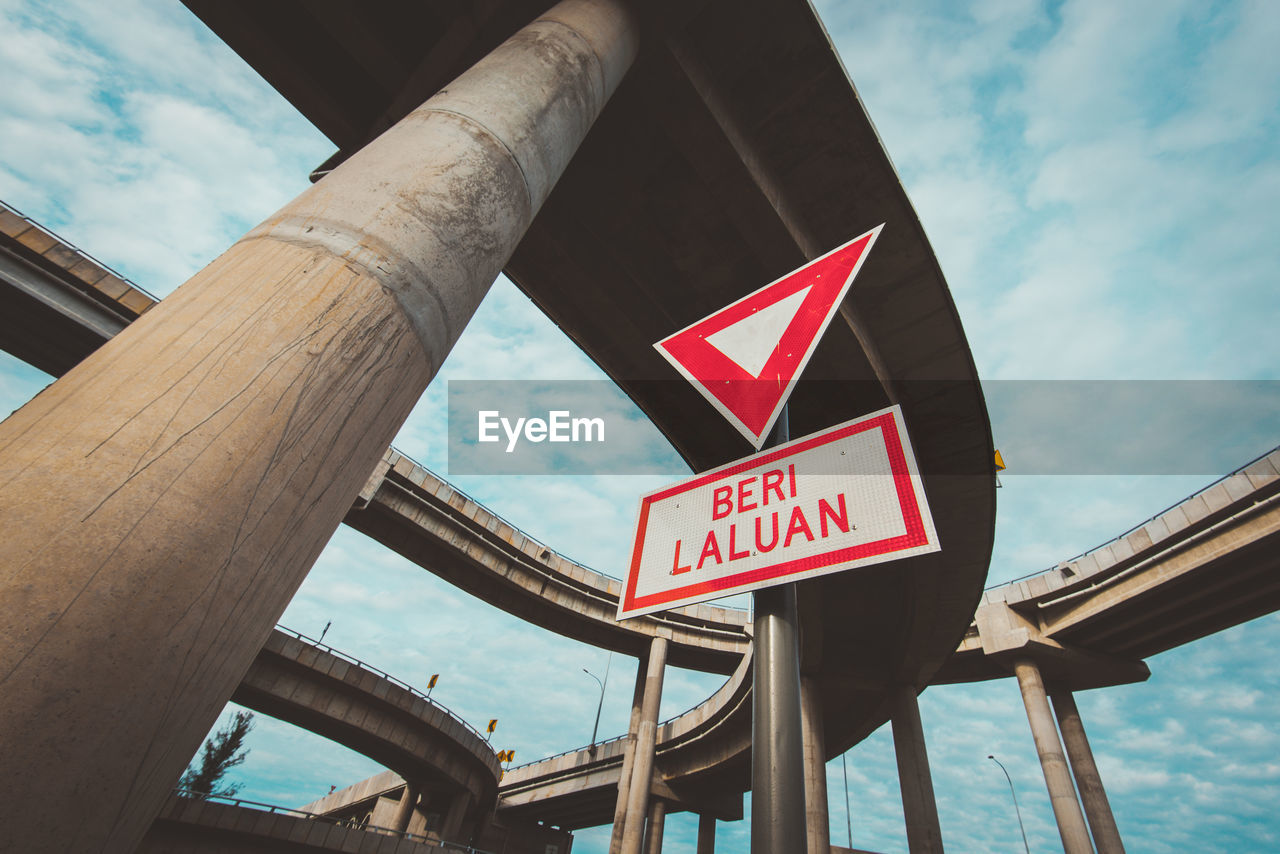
[6,193,1280,851]
[234,627,501,841]
[937,445,1280,688]
[0,0,988,850]
[4,156,992,849]
[298,442,1280,842]
[138,792,465,854]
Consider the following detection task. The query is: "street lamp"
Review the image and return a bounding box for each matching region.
[583,653,612,752]
[988,755,1031,854]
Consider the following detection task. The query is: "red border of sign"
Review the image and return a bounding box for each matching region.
[621,411,926,615]
[653,225,883,448]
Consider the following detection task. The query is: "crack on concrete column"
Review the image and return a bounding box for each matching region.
[415,107,538,219]
[240,222,448,369]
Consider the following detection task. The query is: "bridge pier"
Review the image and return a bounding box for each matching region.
[1013,658,1094,854]
[391,783,420,833]
[620,636,669,854]
[611,651,652,854]
[1052,690,1125,854]
[644,798,668,854]
[801,675,831,854]
[891,685,944,853]
[0,1,638,851]
[697,813,717,853]
[442,790,474,843]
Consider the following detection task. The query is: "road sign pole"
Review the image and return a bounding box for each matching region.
[751,405,807,854]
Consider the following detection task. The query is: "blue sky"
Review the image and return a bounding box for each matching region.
[1,0,1278,851]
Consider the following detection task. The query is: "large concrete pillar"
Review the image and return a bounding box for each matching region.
[0,3,638,852]
[1052,690,1125,854]
[644,798,667,854]
[441,790,473,842]
[610,648,651,854]
[800,675,830,854]
[621,636,669,854]
[890,685,944,853]
[391,783,420,834]
[1013,659,1093,854]
[697,814,717,854]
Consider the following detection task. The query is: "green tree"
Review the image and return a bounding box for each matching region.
[178,710,254,799]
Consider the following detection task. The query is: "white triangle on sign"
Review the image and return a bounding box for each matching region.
[703,286,811,378]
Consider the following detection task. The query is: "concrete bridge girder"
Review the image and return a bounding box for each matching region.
[233,631,501,809]
[139,794,445,854]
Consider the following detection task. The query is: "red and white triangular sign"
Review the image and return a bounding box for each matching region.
[654,224,883,448]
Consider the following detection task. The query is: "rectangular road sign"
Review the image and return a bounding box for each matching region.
[618,404,940,620]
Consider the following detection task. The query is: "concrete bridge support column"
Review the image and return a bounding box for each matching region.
[890,685,944,853]
[0,2,639,851]
[1052,690,1125,854]
[644,798,668,854]
[1013,659,1093,854]
[620,636,669,854]
[391,784,420,834]
[801,675,831,854]
[610,651,651,854]
[441,790,473,843]
[697,814,717,853]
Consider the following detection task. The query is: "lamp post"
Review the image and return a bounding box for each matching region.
[842,752,853,849]
[583,653,612,751]
[988,755,1031,854]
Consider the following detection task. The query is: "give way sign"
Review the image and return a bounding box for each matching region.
[654,225,882,448]
[618,404,940,620]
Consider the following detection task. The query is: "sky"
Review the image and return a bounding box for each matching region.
[1,0,1278,851]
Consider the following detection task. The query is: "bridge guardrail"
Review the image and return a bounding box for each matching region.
[274,625,494,750]
[385,450,753,617]
[986,442,1280,591]
[172,789,494,853]
[0,199,160,302]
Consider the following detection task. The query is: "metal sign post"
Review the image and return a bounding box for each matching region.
[751,407,807,853]
[630,228,930,852]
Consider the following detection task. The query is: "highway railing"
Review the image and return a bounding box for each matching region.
[0,198,160,302]
[274,625,493,749]
[172,789,493,853]
[386,447,751,616]
[985,442,1280,592]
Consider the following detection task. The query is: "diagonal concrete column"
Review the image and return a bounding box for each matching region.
[1013,659,1093,854]
[621,636,669,854]
[391,783,420,834]
[697,813,717,853]
[0,3,638,852]
[1051,690,1125,854]
[644,798,667,854]
[891,685,945,853]
[610,649,651,854]
[800,675,831,854]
